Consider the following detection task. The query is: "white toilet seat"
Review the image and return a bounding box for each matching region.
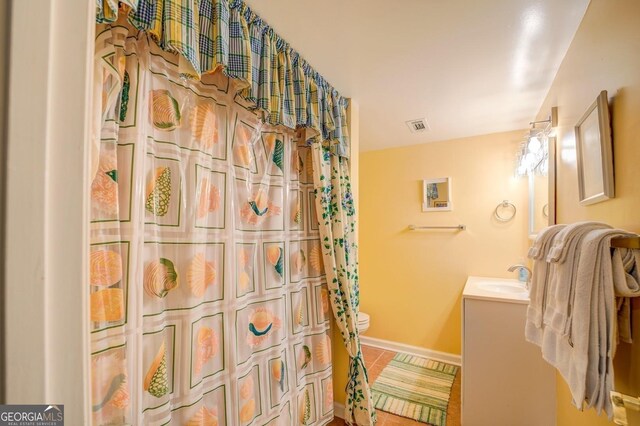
[357,312,370,333]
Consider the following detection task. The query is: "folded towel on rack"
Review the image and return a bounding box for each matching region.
[544,222,612,336]
[526,224,566,344]
[528,224,567,260]
[526,225,640,420]
[612,249,640,345]
[562,229,636,417]
[546,221,612,263]
[597,244,640,413]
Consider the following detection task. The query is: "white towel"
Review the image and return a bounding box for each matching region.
[528,224,566,260]
[612,249,640,345]
[544,222,611,336]
[546,221,612,263]
[528,226,640,419]
[598,247,640,413]
[564,229,635,417]
[525,224,566,345]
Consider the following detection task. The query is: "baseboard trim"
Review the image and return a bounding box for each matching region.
[360,335,461,366]
[333,402,345,419]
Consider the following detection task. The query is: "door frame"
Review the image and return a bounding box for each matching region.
[4,0,94,422]
[0,0,10,405]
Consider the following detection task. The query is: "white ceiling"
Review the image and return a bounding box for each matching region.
[243,0,590,151]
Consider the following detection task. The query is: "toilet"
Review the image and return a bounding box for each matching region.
[357,312,370,334]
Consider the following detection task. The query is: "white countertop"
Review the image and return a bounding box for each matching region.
[463,276,530,304]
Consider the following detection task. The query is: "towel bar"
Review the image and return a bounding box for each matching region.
[408,224,466,231]
[611,236,640,249]
[611,391,640,411]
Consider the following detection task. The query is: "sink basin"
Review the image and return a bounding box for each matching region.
[477,281,528,294]
[463,276,529,303]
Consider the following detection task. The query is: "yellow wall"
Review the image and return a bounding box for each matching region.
[359,130,528,353]
[339,2,640,422]
[534,0,640,424]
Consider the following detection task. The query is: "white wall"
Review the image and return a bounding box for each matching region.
[4,0,94,422]
[0,0,9,404]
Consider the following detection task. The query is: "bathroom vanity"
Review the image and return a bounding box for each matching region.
[462,276,556,426]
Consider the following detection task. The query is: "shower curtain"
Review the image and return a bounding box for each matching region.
[310,143,375,425]
[89,26,335,425]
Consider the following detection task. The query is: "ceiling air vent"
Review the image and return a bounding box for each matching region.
[405,118,430,133]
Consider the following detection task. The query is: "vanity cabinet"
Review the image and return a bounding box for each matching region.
[462,277,556,426]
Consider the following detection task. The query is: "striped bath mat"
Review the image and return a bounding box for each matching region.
[371,353,458,426]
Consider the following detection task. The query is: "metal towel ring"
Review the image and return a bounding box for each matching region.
[494,200,516,222]
[542,204,549,218]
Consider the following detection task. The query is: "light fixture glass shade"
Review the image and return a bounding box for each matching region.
[524,153,536,168]
[516,109,556,177]
[528,136,542,153]
[517,164,527,176]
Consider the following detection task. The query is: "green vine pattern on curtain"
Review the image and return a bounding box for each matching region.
[95,0,351,158]
[310,142,376,425]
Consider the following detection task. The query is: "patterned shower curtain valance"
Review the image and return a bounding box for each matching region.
[96,0,350,158]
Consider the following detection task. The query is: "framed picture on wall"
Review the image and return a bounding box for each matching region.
[422,177,452,211]
[575,90,614,205]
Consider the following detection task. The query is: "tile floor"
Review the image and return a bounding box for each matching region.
[328,345,461,426]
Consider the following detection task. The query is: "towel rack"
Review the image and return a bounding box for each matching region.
[408,224,466,231]
[611,390,640,411]
[611,236,640,249]
[494,200,516,222]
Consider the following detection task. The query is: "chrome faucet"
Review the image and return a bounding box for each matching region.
[508,264,532,289]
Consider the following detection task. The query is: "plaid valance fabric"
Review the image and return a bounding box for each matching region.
[96,0,350,158]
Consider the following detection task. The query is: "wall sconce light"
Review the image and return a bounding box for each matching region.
[516,107,558,177]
